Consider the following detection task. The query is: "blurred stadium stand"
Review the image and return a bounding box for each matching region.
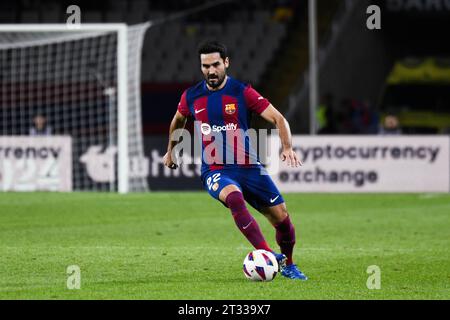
[285,0,450,134]
[1,0,289,85]
[0,0,299,134]
[2,0,449,135]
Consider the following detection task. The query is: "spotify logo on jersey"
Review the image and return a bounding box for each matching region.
[200,123,238,135]
[201,123,212,135]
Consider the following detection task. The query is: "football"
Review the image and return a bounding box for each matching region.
[243,250,279,281]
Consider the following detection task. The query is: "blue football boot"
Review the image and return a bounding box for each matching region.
[271,252,287,271]
[281,264,308,280]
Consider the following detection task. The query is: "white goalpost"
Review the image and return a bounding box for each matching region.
[0,23,149,193]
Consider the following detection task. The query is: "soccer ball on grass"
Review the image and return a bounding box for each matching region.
[242,250,278,281]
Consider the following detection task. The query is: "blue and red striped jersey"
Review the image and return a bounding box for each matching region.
[177,76,271,177]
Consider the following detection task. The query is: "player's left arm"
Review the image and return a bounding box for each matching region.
[260,104,302,167]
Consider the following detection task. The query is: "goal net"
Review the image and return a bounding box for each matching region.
[0,23,149,193]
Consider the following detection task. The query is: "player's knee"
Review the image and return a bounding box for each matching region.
[275,212,292,229]
[225,191,246,212]
[273,206,289,225]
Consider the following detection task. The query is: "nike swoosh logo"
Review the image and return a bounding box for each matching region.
[195,108,206,114]
[242,221,253,230]
[270,195,280,203]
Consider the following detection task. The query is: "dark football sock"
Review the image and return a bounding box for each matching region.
[225,191,272,252]
[275,215,296,265]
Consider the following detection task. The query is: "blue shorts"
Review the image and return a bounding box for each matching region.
[202,166,285,211]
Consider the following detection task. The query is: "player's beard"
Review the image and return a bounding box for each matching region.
[206,73,226,89]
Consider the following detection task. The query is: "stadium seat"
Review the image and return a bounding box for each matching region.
[108,0,128,11]
[148,11,165,22]
[105,11,125,23]
[40,9,61,23]
[82,11,103,23]
[225,23,244,37]
[253,10,271,23]
[0,10,17,23]
[129,0,149,13]
[20,11,40,23]
[125,10,146,24]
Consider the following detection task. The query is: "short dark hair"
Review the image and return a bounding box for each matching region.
[197,40,228,60]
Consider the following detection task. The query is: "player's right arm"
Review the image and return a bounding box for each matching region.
[164,110,187,170]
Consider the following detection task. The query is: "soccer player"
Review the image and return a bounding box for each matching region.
[163,41,307,280]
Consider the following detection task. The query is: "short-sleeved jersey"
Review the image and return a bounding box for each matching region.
[177,76,271,178]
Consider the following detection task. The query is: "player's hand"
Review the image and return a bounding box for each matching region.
[280,148,303,168]
[163,151,178,170]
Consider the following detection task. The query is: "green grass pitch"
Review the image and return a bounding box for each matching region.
[0,192,449,299]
